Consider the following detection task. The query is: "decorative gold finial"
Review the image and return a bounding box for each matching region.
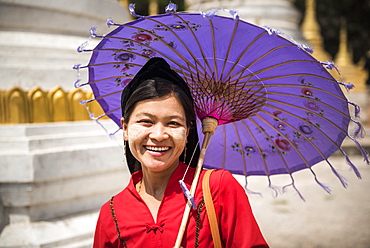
[334,19,352,66]
[149,0,158,16]
[118,0,129,8]
[334,19,366,92]
[301,0,331,61]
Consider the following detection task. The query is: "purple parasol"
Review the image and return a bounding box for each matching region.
[74,3,369,245]
[74,5,368,243]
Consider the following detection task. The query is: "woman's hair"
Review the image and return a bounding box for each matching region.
[121,58,200,173]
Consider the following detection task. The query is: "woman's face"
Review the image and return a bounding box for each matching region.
[122,94,189,173]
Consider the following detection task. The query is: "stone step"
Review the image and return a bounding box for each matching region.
[0,210,97,248]
[52,238,93,248]
[0,120,118,137]
[0,120,123,154]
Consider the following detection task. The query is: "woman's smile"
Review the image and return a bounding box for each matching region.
[144,145,171,152]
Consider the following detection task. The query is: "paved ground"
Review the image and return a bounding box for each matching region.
[241,154,370,248]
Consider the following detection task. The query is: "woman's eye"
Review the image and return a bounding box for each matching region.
[168,121,181,126]
[138,119,152,124]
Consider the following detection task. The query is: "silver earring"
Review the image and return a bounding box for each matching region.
[183,146,187,163]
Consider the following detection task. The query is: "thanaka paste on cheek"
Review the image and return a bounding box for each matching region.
[127,125,144,140]
[170,128,188,146]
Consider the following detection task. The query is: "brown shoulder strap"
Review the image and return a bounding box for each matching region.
[202,169,222,248]
[110,196,127,247]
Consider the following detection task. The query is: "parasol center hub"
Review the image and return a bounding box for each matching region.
[201,117,218,134]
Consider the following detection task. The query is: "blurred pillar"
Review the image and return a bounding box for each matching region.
[149,0,159,16]
[301,0,331,62]
[185,0,306,44]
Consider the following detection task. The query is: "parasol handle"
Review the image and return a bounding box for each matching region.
[174,117,218,248]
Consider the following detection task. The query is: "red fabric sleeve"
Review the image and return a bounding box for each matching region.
[93,202,121,248]
[211,170,269,248]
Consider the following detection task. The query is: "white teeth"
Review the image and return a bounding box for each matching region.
[145,146,170,152]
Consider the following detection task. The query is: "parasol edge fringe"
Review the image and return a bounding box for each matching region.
[338,81,355,92]
[245,178,307,201]
[77,88,122,138]
[244,186,263,197]
[347,134,370,164]
[352,119,366,139]
[262,25,313,54]
[314,177,331,194]
[128,3,144,18]
[326,159,348,188]
[348,101,361,118]
[340,148,362,179]
[282,182,305,201]
[72,64,89,88]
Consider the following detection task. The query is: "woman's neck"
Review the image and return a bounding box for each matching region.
[139,161,179,200]
[137,162,179,222]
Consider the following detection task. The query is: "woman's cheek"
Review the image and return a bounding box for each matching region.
[127,125,145,142]
[171,128,187,144]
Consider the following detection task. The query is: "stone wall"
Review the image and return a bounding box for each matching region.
[0,0,129,91]
[0,120,128,247]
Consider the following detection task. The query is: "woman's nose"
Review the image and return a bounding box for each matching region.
[149,124,169,141]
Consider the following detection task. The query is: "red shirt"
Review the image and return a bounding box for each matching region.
[93,162,268,247]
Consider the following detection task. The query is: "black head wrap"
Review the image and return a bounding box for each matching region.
[121,57,200,174]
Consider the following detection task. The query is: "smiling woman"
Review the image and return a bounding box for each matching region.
[122,94,189,175]
[92,58,268,248]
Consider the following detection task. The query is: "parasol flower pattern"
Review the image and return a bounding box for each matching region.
[131,33,153,42]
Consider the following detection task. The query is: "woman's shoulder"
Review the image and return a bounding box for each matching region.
[202,168,241,192]
[99,187,131,213]
[203,168,235,182]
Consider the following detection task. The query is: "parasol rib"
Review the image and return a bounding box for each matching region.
[82,75,132,86]
[232,122,248,176]
[220,16,240,80]
[241,119,272,180]
[246,116,308,197]
[123,15,209,73]
[264,100,367,174]
[222,123,227,169]
[89,39,204,80]
[254,90,349,119]
[260,108,352,185]
[232,59,331,83]
[251,115,332,196]
[248,116,294,174]
[209,18,219,81]
[173,14,214,75]
[223,32,267,80]
[262,100,349,136]
[98,25,206,77]
[234,82,347,103]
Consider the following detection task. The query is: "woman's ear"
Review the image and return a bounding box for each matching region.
[120,117,128,141]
